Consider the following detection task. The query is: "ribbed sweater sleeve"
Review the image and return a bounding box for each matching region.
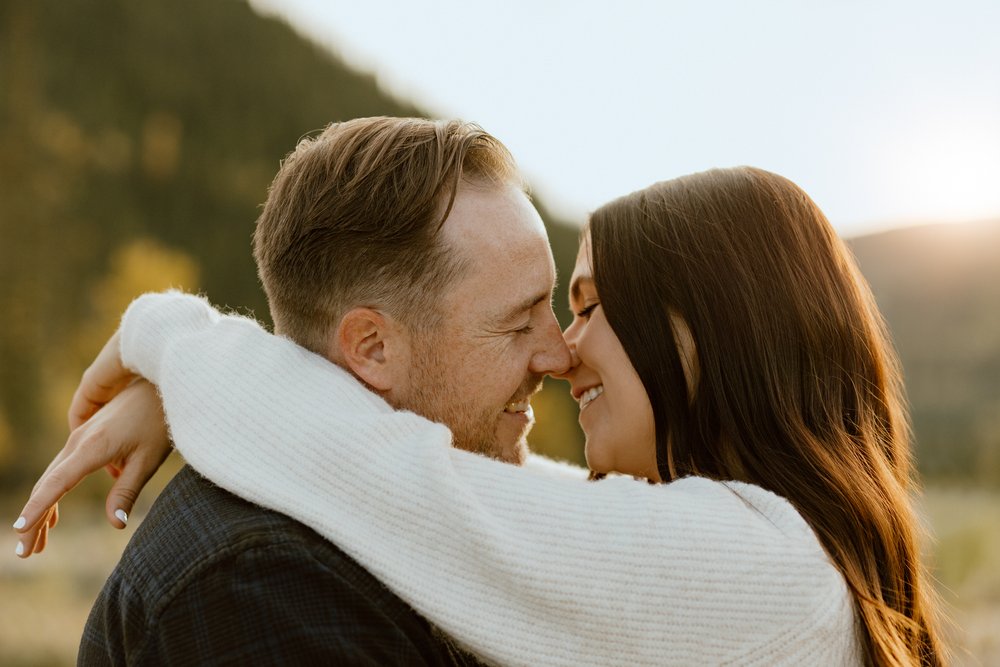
[119,292,860,666]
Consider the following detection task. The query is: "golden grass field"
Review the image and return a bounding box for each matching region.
[2,481,998,666]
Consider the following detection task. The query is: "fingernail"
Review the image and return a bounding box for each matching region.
[12,517,26,530]
[15,541,24,557]
[115,509,129,525]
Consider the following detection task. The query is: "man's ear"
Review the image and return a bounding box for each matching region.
[334,308,407,392]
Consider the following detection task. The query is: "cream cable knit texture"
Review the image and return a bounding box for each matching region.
[119,292,861,666]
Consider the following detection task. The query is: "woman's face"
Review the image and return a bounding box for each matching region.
[560,233,660,482]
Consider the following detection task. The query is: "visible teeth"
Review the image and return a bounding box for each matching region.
[579,385,604,411]
[504,399,531,414]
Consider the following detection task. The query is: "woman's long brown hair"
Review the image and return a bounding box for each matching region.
[588,167,945,666]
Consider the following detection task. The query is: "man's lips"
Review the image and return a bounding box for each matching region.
[503,398,532,414]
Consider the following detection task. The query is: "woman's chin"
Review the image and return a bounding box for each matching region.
[583,438,614,476]
[585,440,658,481]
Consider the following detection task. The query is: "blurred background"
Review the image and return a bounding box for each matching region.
[1,0,998,664]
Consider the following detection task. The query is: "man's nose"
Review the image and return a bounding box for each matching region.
[530,311,571,376]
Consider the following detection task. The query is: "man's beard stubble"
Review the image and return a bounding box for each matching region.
[402,334,539,465]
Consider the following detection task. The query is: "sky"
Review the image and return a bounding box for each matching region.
[249,0,1000,237]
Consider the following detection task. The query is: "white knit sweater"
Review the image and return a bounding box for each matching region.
[119,292,861,666]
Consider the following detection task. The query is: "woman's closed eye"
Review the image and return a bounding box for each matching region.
[575,303,599,319]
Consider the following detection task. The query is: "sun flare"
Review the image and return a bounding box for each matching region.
[879,110,1000,224]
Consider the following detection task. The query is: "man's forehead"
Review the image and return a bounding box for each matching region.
[434,182,555,318]
[441,183,546,247]
[464,241,556,306]
[442,183,552,267]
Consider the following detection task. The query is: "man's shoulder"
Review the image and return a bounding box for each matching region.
[82,465,481,666]
[115,464,359,590]
[109,465,437,620]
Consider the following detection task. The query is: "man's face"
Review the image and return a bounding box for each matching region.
[394,181,571,464]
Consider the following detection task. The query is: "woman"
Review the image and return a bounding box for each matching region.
[15,167,945,665]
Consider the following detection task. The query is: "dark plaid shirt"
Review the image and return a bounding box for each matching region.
[79,465,481,666]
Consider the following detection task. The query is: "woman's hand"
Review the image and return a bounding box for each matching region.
[12,375,173,558]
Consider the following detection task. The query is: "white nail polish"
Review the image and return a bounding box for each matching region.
[115,509,129,525]
[15,542,24,557]
[12,517,26,530]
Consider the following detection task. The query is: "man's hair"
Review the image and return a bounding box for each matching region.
[253,116,520,353]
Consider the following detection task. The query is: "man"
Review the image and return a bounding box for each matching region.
[14,117,571,663]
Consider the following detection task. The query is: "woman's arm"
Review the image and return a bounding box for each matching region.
[19,292,854,665]
[120,293,853,665]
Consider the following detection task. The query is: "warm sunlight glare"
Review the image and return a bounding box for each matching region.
[879,109,1000,224]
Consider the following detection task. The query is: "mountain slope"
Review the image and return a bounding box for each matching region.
[850,220,1000,483]
[0,0,587,479]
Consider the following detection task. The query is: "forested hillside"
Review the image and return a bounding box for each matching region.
[0,0,584,486]
[851,220,1000,485]
[1,0,996,490]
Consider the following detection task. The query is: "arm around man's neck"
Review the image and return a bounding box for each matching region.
[118,291,857,667]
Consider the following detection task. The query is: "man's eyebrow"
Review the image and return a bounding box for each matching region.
[496,292,549,325]
[569,275,594,305]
